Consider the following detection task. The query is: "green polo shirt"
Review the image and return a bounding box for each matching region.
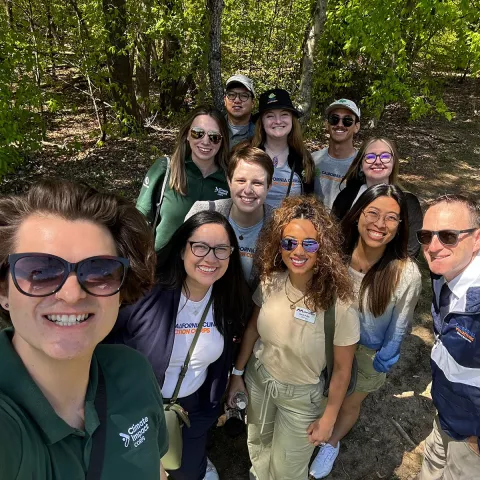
[136,156,230,250]
[0,329,168,479]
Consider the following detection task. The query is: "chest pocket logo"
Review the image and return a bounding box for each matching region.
[455,325,475,343]
[214,186,228,197]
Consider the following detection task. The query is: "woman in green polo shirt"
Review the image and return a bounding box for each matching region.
[137,105,231,251]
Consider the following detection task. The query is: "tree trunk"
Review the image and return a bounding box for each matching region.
[207,0,224,112]
[298,0,327,125]
[135,0,153,119]
[102,0,141,130]
[4,0,13,28]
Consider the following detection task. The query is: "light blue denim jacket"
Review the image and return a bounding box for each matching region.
[351,260,422,372]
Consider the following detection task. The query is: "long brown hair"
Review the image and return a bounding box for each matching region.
[255,196,352,311]
[341,137,400,188]
[251,115,315,183]
[169,106,230,195]
[341,184,409,316]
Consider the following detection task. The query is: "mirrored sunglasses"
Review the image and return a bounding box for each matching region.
[280,238,320,253]
[8,253,129,297]
[190,127,222,145]
[416,229,477,247]
[327,114,355,127]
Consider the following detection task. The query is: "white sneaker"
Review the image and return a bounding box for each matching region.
[203,457,219,480]
[309,442,340,479]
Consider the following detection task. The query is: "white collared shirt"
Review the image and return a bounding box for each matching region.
[436,251,480,313]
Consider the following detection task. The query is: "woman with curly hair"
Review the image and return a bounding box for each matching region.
[251,89,315,208]
[227,196,359,480]
[309,184,421,479]
[331,137,423,257]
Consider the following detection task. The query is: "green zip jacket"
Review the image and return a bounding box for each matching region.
[136,157,230,250]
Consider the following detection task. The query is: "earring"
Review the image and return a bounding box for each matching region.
[4,303,8,309]
[273,252,282,267]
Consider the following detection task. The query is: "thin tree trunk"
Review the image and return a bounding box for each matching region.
[135,0,153,119]
[4,0,13,28]
[207,0,224,112]
[102,0,141,130]
[298,0,327,125]
[45,1,56,78]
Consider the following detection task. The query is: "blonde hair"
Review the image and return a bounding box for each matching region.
[341,137,400,187]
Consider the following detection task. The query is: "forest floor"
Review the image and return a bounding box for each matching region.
[1,74,479,480]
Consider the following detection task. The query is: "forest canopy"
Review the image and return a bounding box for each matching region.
[1,0,479,174]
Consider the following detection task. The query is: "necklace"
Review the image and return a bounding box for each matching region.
[284,276,306,310]
[351,251,379,273]
[265,146,289,168]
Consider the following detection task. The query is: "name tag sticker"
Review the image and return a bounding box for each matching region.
[294,307,316,324]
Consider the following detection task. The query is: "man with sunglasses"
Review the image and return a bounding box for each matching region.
[417,194,480,479]
[0,179,169,480]
[312,99,360,210]
[224,74,255,149]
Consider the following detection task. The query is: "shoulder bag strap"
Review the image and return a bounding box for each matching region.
[170,296,214,404]
[152,156,171,233]
[285,162,296,197]
[86,366,107,480]
[324,300,336,385]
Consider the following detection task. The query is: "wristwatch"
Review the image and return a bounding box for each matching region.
[232,367,245,376]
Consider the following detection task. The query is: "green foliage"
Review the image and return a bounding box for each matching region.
[0,0,478,177]
[0,26,43,177]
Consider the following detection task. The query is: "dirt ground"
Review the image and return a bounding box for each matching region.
[1,75,479,480]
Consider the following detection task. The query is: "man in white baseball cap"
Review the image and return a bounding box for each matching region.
[224,74,256,149]
[312,98,361,210]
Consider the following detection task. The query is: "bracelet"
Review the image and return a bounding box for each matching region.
[232,367,245,376]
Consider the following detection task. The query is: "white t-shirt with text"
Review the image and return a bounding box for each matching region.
[161,288,224,399]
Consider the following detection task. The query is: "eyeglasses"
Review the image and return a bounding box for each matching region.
[363,152,393,164]
[225,91,252,102]
[188,241,234,260]
[280,238,320,253]
[190,127,223,145]
[327,114,355,127]
[8,253,129,297]
[416,229,478,247]
[362,209,401,226]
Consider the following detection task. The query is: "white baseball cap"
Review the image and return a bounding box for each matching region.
[225,74,255,97]
[325,99,360,119]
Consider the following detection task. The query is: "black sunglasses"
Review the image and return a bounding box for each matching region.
[327,114,355,127]
[280,238,320,253]
[8,253,129,297]
[416,229,478,247]
[190,127,223,145]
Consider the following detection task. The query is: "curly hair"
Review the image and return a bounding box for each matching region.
[254,196,352,311]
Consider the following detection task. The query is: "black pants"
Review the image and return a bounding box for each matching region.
[166,389,218,480]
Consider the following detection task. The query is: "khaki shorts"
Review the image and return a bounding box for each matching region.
[354,345,387,393]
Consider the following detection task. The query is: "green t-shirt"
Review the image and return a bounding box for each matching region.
[136,157,230,250]
[0,329,168,480]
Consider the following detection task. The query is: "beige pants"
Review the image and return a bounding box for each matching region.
[245,356,326,480]
[418,415,480,480]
